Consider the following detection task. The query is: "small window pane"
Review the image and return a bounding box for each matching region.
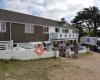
[73,30,78,33]
[65,29,68,33]
[31,26,34,33]
[62,29,65,33]
[62,29,68,33]
[25,24,34,33]
[55,28,60,32]
[73,30,75,33]
[43,27,49,33]
[0,21,6,32]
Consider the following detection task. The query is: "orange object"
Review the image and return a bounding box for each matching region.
[34,47,44,56]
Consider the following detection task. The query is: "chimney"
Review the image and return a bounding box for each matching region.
[61,18,65,23]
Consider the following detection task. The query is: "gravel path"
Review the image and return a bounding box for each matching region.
[49,52,100,80]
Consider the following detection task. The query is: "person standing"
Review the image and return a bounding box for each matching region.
[73,41,79,58]
[59,41,66,57]
[59,41,65,49]
[66,42,71,57]
[53,42,59,58]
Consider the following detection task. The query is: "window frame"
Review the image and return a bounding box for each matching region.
[43,26,49,33]
[62,28,69,33]
[73,29,78,33]
[24,24,34,33]
[55,28,60,33]
[65,29,69,33]
[0,21,6,32]
[62,29,65,33]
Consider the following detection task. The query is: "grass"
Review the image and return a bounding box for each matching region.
[0,58,65,80]
[0,52,93,80]
[0,57,79,80]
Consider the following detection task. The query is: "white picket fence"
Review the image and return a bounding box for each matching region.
[0,49,59,60]
[0,40,88,60]
[0,40,13,50]
[0,41,59,60]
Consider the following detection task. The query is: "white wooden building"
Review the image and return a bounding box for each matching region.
[49,22,79,44]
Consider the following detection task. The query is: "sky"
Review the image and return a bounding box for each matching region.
[0,0,100,22]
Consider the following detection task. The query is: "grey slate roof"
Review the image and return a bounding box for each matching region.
[0,9,77,29]
[0,9,58,27]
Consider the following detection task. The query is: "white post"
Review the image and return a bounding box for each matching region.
[10,40,14,60]
[10,21,11,41]
[10,40,13,49]
[6,45,8,50]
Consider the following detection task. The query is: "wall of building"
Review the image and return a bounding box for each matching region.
[49,27,55,33]
[0,22,10,41]
[11,23,49,43]
[0,21,49,43]
[0,20,78,43]
[49,27,78,40]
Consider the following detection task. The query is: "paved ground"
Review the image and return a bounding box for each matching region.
[0,51,100,80]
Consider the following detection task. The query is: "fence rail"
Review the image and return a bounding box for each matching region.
[0,40,13,50]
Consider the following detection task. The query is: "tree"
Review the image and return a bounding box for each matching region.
[72,6,100,37]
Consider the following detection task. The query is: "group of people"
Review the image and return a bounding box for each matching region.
[53,41,79,58]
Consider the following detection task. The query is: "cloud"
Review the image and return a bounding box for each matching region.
[40,0,95,21]
[0,0,98,22]
[94,0,100,8]
[1,0,45,15]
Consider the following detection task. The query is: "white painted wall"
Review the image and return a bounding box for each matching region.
[49,27,56,33]
[49,27,78,40]
[69,29,73,34]
[56,33,78,40]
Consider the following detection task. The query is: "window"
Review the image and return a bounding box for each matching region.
[0,21,6,32]
[25,24,34,33]
[62,29,65,33]
[73,30,75,33]
[65,29,68,33]
[62,29,68,33]
[55,28,60,32]
[73,30,78,33]
[43,27,49,33]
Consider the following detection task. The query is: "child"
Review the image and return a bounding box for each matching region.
[66,42,71,57]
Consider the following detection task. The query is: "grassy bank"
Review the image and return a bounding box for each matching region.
[0,52,93,80]
[0,58,70,80]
